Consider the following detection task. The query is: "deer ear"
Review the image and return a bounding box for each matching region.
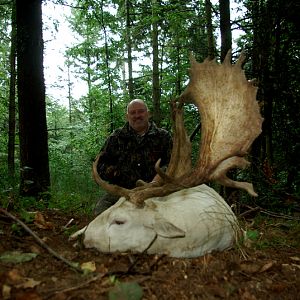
[69,226,87,241]
[151,216,185,238]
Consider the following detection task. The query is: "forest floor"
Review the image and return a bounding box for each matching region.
[0,208,299,300]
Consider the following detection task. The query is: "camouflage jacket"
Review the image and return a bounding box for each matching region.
[97,121,172,189]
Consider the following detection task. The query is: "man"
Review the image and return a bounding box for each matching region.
[94,99,173,215]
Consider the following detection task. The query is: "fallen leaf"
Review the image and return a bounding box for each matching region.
[2,284,11,300]
[42,236,50,242]
[34,212,54,230]
[290,256,300,262]
[7,268,23,283]
[16,278,41,289]
[81,261,96,273]
[0,251,38,264]
[240,262,260,274]
[29,245,42,254]
[259,261,274,273]
[97,263,109,273]
[291,263,300,270]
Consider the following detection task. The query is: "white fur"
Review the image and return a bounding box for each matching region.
[70,184,239,258]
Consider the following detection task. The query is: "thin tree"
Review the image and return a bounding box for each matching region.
[8,1,17,180]
[219,0,232,61]
[16,0,50,197]
[94,2,114,132]
[205,0,215,59]
[219,0,233,198]
[151,0,161,125]
[125,0,134,100]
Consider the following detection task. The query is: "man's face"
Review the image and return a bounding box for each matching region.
[127,102,149,134]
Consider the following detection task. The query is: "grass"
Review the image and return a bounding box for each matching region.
[242,214,300,250]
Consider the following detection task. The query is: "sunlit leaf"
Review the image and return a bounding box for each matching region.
[2,284,11,300]
[80,261,96,273]
[16,278,41,289]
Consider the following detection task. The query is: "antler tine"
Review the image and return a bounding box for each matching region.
[223,48,232,65]
[209,156,258,196]
[235,50,246,68]
[166,99,192,177]
[92,154,131,198]
[178,50,263,195]
[152,98,193,184]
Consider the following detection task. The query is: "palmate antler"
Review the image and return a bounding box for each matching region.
[93,50,263,207]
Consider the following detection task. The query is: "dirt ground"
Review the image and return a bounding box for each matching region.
[0,208,299,300]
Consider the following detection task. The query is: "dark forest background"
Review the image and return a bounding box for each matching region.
[0,0,299,215]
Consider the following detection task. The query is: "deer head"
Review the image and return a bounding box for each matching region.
[93,50,263,206]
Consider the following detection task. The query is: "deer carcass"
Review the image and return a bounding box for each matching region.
[71,185,238,257]
[70,51,263,258]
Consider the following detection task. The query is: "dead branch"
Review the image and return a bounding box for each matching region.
[238,205,300,220]
[43,273,105,299]
[0,208,83,273]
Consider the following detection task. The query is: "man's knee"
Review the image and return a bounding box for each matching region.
[93,194,120,216]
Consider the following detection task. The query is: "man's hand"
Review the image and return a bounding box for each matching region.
[106,165,119,177]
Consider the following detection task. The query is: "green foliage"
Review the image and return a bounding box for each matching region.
[0,0,299,216]
[19,209,35,223]
[19,196,48,211]
[11,223,23,236]
[245,229,259,241]
[109,281,143,300]
[46,99,104,213]
[0,251,38,264]
[108,274,143,300]
[62,224,79,237]
[245,215,300,250]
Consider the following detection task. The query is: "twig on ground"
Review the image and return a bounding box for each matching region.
[239,205,300,221]
[0,208,84,273]
[239,206,261,218]
[260,209,300,220]
[43,272,105,299]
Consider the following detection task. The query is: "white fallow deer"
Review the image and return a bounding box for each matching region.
[70,51,263,258]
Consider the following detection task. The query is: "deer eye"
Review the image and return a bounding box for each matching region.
[112,219,125,225]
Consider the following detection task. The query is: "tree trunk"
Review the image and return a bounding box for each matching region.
[125,0,134,100]
[219,0,233,198]
[175,42,182,96]
[205,0,215,59]
[16,0,50,197]
[151,0,161,126]
[8,1,17,180]
[219,0,232,61]
[250,0,273,179]
[67,62,73,124]
[249,0,264,175]
[98,3,114,132]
